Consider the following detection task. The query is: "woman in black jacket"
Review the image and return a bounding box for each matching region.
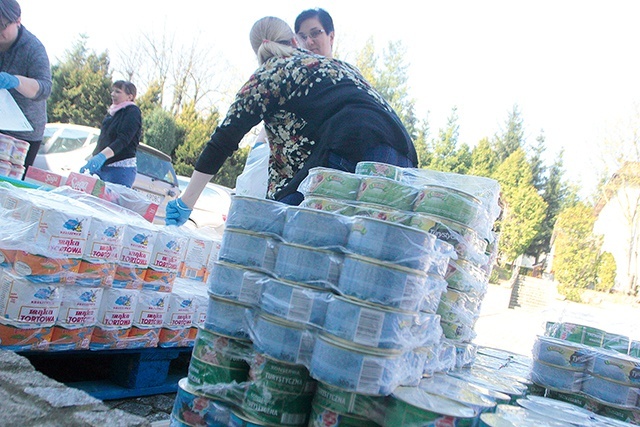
[80,80,141,188]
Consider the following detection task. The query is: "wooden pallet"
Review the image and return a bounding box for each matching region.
[17,346,193,400]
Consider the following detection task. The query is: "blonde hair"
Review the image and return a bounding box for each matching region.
[250,16,296,65]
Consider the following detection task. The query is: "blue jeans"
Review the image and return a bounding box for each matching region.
[97,166,137,188]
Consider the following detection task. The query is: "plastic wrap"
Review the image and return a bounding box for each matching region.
[401,167,501,229]
[298,167,362,200]
[142,225,189,292]
[0,267,62,350]
[408,212,488,265]
[225,195,287,236]
[112,221,158,287]
[448,367,528,402]
[532,335,593,369]
[158,279,198,348]
[445,258,489,298]
[356,175,418,211]
[178,228,219,283]
[282,206,351,249]
[336,254,432,312]
[347,216,436,271]
[187,327,252,390]
[89,287,139,350]
[481,409,575,426]
[207,261,267,306]
[205,294,251,341]
[437,287,484,328]
[322,295,442,350]
[517,395,599,426]
[355,161,405,181]
[299,196,356,216]
[171,378,232,426]
[248,310,315,366]
[308,333,426,395]
[128,289,171,348]
[217,229,278,273]
[259,278,331,327]
[273,242,342,289]
[421,340,457,376]
[49,285,104,351]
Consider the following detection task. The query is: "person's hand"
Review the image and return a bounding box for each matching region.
[80,153,107,174]
[165,198,192,226]
[0,72,19,90]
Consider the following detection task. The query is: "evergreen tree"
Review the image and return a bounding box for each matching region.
[425,107,470,173]
[355,39,418,140]
[428,107,460,172]
[354,37,377,85]
[142,108,178,155]
[493,149,547,265]
[137,80,163,118]
[526,150,570,264]
[413,118,431,168]
[173,101,216,176]
[494,105,525,162]
[468,138,499,177]
[47,36,112,127]
[375,41,418,138]
[529,131,547,193]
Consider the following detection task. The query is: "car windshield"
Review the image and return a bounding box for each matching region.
[39,126,98,154]
[136,149,178,185]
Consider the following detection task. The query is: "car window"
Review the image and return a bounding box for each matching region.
[55,128,95,153]
[136,149,178,185]
[38,127,59,153]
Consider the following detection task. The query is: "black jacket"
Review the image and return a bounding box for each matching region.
[93,104,142,165]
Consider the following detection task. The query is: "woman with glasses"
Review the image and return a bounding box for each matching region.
[0,0,52,178]
[166,16,417,225]
[295,7,335,58]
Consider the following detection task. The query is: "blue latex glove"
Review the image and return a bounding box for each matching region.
[0,72,19,90]
[79,153,107,174]
[165,198,192,226]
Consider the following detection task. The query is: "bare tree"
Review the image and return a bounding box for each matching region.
[114,24,238,117]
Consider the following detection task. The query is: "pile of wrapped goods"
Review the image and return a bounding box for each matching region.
[0,182,219,351]
[528,321,640,424]
[0,133,30,179]
[170,162,637,426]
[169,162,559,427]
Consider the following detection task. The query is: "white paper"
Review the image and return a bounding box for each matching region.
[0,89,33,132]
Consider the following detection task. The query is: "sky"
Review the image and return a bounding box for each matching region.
[20,1,640,198]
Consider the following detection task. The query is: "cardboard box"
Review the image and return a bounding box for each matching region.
[65,172,109,199]
[24,166,64,189]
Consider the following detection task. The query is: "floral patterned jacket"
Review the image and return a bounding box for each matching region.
[195,48,416,200]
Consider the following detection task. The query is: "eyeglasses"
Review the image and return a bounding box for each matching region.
[297,28,325,41]
[0,20,13,31]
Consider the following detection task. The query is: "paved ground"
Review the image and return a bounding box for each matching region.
[474,283,640,356]
[108,283,640,424]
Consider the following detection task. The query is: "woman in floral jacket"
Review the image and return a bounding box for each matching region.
[166,16,417,224]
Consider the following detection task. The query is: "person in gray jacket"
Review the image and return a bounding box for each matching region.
[0,0,52,177]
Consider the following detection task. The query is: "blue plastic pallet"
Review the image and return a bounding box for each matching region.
[17,347,193,400]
